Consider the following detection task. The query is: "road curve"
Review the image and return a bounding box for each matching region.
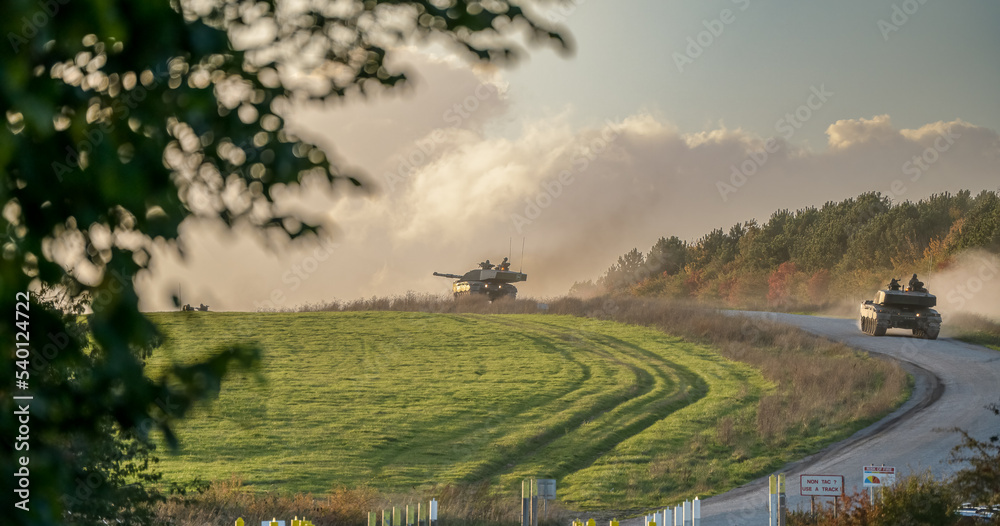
[681,313,998,525]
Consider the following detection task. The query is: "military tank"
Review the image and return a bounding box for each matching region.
[859,275,941,339]
[434,257,527,301]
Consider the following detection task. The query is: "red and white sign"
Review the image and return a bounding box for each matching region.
[800,474,844,496]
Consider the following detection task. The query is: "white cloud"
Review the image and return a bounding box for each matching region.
[826,114,899,149]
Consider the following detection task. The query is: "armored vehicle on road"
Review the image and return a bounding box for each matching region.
[434,257,527,301]
[860,275,941,339]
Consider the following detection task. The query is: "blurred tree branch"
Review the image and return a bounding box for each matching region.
[1,2,568,524]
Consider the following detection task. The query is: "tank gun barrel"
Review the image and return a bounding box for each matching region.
[433,272,464,279]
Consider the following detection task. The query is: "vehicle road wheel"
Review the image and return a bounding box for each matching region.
[873,323,886,336]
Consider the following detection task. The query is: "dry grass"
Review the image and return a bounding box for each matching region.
[155,477,378,526]
[155,478,570,526]
[946,312,1000,351]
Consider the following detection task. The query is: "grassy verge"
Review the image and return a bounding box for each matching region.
[947,313,1000,352]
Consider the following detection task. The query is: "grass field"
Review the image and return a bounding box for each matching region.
[147,312,775,508]
[146,309,903,510]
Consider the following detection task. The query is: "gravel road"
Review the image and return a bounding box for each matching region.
[630,312,1000,526]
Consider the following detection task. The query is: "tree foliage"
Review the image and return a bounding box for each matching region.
[1,1,567,524]
[951,401,1000,516]
[598,190,1000,307]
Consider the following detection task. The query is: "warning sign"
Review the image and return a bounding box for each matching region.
[800,474,844,496]
[862,465,896,487]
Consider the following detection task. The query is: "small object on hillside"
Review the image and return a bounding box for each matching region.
[433,257,527,301]
[860,277,941,339]
[181,303,210,312]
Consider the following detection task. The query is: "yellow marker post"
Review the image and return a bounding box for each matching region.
[235,519,245,526]
[610,519,619,526]
[588,519,596,526]
[270,519,279,526]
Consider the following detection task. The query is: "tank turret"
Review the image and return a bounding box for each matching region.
[433,257,527,300]
[859,275,941,339]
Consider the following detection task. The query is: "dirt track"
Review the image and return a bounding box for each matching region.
[631,312,1000,525]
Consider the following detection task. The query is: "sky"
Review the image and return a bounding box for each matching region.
[138,0,1000,311]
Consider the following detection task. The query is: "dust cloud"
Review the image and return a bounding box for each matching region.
[928,250,1000,322]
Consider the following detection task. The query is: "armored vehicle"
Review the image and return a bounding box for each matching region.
[860,276,941,339]
[434,258,527,301]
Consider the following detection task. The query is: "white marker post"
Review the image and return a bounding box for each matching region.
[692,497,700,526]
[768,475,778,526]
[683,500,691,526]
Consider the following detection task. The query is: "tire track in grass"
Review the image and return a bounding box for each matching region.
[428,316,659,483]
[557,325,770,509]
[489,318,707,487]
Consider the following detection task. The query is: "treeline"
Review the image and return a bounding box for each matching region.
[575,190,1000,308]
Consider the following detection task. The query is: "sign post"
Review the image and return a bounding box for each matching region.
[537,478,556,521]
[862,465,895,487]
[801,474,844,519]
[863,465,895,505]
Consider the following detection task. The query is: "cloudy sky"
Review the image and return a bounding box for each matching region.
[139,0,1000,311]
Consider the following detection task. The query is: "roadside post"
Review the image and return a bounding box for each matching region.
[768,474,786,526]
[692,497,700,526]
[531,480,538,526]
[430,499,438,526]
[521,480,529,526]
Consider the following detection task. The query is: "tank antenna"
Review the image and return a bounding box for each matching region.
[508,237,512,262]
[519,238,525,273]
